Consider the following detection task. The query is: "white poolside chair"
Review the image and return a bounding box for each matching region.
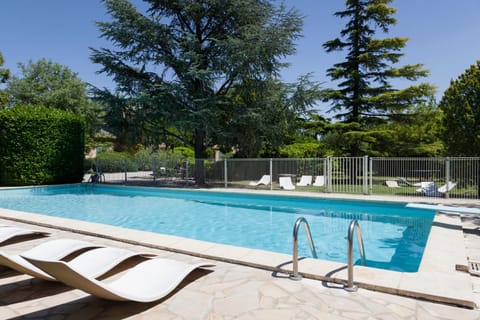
[313,175,325,187]
[297,175,313,186]
[0,226,49,245]
[438,181,457,194]
[384,180,400,188]
[416,181,441,197]
[0,239,102,280]
[397,177,422,187]
[2,239,155,281]
[26,257,213,302]
[248,175,271,186]
[416,181,457,196]
[279,177,295,190]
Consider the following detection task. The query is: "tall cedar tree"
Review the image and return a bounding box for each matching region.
[91,0,303,184]
[323,0,434,156]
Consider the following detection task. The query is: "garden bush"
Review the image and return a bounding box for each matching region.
[0,105,84,185]
[86,151,138,173]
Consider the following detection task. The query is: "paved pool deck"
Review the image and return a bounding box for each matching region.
[1,188,480,319]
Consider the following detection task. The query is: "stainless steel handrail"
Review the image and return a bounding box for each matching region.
[345,219,366,292]
[290,217,318,280]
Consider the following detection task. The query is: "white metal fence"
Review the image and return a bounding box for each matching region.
[85,156,480,200]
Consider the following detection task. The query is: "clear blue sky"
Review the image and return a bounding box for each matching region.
[1,0,479,114]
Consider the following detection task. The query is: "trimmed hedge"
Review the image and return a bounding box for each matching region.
[0,105,85,186]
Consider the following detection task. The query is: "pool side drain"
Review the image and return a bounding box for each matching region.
[468,261,480,276]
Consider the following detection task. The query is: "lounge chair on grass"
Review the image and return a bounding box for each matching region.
[416,181,437,195]
[313,176,325,187]
[0,226,50,245]
[297,175,312,186]
[397,177,422,187]
[438,181,457,193]
[26,257,214,302]
[279,177,295,190]
[248,175,271,186]
[384,180,400,188]
[416,181,456,197]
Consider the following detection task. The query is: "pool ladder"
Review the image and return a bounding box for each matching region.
[345,219,366,292]
[289,217,366,292]
[290,217,318,280]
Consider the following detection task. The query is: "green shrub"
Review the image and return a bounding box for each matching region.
[90,151,138,173]
[133,146,154,170]
[0,105,84,185]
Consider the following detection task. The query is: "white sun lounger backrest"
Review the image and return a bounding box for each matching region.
[249,175,271,186]
[0,227,49,245]
[0,239,102,280]
[438,181,457,193]
[313,175,325,187]
[279,177,295,190]
[385,180,400,188]
[297,175,312,186]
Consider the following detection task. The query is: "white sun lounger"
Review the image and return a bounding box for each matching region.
[297,175,312,186]
[385,180,400,188]
[279,177,295,190]
[0,226,50,245]
[313,175,325,187]
[417,181,457,197]
[438,181,457,193]
[26,257,214,302]
[60,247,156,279]
[0,239,103,280]
[248,175,271,186]
[20,246,156,281]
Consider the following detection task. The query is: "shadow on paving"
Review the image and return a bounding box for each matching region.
[0,277,72,305]
[5,269,212,320]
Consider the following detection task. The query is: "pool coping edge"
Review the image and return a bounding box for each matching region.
[0,207,475,309]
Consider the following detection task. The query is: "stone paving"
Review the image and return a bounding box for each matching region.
[1,222,480,319]
[461,213,480,308]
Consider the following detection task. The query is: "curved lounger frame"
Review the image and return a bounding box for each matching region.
[0,239,103,280]
[0,226,50,245]
[26,258,214,302]
[59,247,156,279]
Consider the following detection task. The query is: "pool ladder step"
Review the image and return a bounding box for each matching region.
[290,217,317,280]
[345,219,366,292]
[289,217,366,292]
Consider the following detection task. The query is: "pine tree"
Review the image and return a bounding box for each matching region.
[323,0,434,156]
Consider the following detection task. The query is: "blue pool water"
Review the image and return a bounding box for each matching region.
[0,184,435,272]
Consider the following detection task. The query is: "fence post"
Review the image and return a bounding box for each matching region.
[224,158,228,189]
[368,157,373,195]
[152,157,156,183]
[363,156,369,195]
[269,158,273,191]
[124,160,127,184]
[445,157,450,199]
[327,156,332,193]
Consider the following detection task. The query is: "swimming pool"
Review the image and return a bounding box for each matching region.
[0,184,434,272]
